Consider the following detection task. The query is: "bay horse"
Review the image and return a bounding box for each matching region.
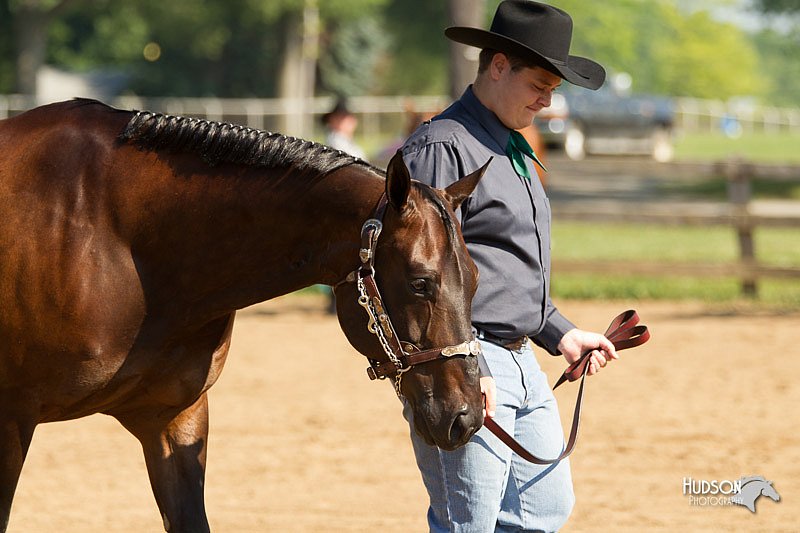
[0,99,488,532]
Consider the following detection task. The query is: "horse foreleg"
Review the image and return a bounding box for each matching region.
[115,393,210,533]
[0,394,38,533]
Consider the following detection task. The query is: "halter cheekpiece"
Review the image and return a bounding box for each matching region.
[345,193,481,398]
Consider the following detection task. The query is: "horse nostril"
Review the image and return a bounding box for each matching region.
[448,408,478,447]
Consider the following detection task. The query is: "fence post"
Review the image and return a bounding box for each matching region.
[725,158,757,297]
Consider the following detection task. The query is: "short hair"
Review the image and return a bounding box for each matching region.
[478,48,538,73]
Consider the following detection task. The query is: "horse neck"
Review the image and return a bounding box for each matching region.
[132,159,385,320]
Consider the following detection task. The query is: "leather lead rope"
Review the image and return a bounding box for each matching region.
[483,310,650,465]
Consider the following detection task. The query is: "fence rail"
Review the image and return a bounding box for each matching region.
[0,94,451,139]
[550,159,800,297]
[675,97,800,135]
[2,94,799,137]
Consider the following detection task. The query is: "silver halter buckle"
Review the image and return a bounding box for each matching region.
[441,339,482,358]
[359,219,383,264]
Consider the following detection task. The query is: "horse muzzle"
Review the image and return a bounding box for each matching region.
[409,395,483,450]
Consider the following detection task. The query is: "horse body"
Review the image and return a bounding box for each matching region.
[2,101,384,416]
[0,100,484,531]
[0,103,143,418]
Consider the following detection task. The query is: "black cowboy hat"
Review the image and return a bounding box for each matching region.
[445,0,605,90]
[321,97,354,125]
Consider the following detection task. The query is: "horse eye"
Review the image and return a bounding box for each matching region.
[410,278,429,295]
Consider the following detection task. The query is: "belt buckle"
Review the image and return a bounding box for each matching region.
[505,336,526,351]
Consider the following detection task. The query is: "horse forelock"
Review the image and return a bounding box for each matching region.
[414,182,459,246]
[118,109,381,176]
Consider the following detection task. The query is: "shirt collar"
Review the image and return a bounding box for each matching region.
[458,85,512,152]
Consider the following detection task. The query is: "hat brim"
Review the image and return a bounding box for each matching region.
[445,27,605,90]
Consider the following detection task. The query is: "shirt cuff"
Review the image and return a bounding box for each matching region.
[532,310,576,356]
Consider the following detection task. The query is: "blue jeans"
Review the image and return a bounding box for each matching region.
[404,339,574,532]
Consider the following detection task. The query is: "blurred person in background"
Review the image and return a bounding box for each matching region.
[321,97,366,313]
[321,97,366,160]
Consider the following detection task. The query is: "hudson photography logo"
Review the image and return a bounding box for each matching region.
[683,476,781,512]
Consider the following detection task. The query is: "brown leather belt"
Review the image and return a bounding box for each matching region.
[482,310,650,465]
[475,329,529,351]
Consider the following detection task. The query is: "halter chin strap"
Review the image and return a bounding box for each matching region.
[341,192,481,398]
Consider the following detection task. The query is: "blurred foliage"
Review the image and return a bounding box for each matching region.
[380,0,449,95]
[318,14,390,96]
[546,0,761,99]
[124,0,285,96]
[49,1,147,70]
[753,26,800,106]
[0,1,14,90]
[1,0,389,96]
[755,0,800,12]
[0,0,799,105]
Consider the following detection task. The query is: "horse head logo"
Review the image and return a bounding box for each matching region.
[730,476,781,513]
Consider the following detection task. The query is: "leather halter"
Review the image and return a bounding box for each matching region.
[343,192,481,397]
[483,309,650,464]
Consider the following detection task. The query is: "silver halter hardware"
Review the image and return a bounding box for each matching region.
[343,193,481,399]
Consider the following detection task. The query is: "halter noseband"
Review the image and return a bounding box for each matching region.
[340,192,481,398]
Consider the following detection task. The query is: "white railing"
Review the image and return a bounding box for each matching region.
[2,93,798,136]
[0,94,450,140]
[674,97,800,134]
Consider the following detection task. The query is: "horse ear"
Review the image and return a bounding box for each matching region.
[444,157,492,211]
[386,150,411,212]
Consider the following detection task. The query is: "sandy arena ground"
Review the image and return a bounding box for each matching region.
[7,296,798,532]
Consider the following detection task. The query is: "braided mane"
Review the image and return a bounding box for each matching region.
[118,108,378,175]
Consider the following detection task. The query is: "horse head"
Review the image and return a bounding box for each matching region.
[732,476,781,513]
[335,152,489,450]
[759,479,780,503]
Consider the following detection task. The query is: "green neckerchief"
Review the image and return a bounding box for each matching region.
[505,129,548,180]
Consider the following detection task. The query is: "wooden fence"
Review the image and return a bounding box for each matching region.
[549,158,800,297]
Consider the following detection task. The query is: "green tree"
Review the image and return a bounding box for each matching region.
[1,0,794,105]
[126,0,283,96]
[318,14,389,96]
[549,0,763,99]
[651,5,762,99]
[754,26,800,105]
[755,0,800,13]
[4,0,390,97]
[542,0,642,76]
[0,2,14,92]
[379,0,449,95]
[48,1,148,72]
[7,0,86,94]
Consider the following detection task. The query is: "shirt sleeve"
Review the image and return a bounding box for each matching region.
[402,140,467,221]
[531,298,576,355]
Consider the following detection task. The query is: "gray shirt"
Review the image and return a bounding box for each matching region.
[401,86,575,355]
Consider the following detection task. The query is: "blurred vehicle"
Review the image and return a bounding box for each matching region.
[535,73,675,162]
